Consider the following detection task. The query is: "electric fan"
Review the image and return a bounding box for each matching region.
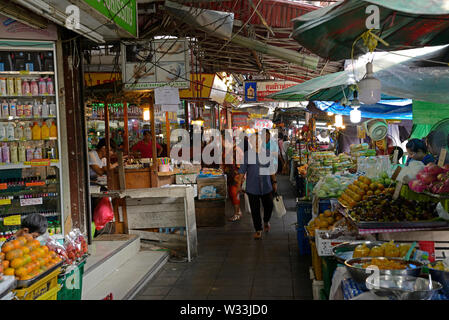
[362,118,388,141]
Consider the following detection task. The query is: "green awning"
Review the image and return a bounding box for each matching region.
[292,0,449,60]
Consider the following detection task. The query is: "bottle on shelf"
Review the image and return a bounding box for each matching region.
[1,100,8,118]
[9,100,16,117]
[18,143,25,162]
[33,146,42,160]
[14,125,23,140]
[46,77,54,95]
[38,77,46,95]
[16,102,23,117]
[30,79,38,96]
[15,78,22,96]
[10,143,17,163]
[49,102,56,117]
[41,121,49,140]
[26,146,33,161]
[2,143,9,163]
[41,99,49,117]
[0,123,5,141]
[33,102,41,117]
[6,122,14,141]
[24,123,32,140]
[49,121,57,139]
[22,79,30,96]
[0,78,6,96]
[24,103,32,117]
[32,122,41,140]
[6,78,14,96]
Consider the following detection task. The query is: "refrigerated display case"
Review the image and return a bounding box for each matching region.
[0,40,64,241]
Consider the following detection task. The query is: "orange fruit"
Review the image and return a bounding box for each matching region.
[36,257,45,267]
[29,239,41,249]
[14,267,28,278]
[2,260,9,269]
[0,252,4,260]
[1,242,14,253]
[10,240,21,249]
[23,234,33,241]
[16,236,27,246]
[29,269,40,277]
[10,257,24,269]
[29,251,38,261]
[6,249,23,261]
[41,246,49,254]
[21,246,30,255]
[4,268,15,276]
[42,255,51,265]
[49,251,57,259]
[22,254,31,265]
[20,274,33,281]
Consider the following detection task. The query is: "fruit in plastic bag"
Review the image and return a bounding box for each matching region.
[353,244,370,258]
[369,246,384,257]
[46,237,70,265]
[384,242,400,258]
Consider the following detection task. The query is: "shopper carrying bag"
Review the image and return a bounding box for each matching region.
[272,193,286,218]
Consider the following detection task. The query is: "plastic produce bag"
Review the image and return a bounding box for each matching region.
[93,197,114,231]
[273,195,286,219]
[46,237,70,265]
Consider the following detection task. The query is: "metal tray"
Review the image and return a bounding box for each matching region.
[347,213,449,229]
[332,241,387,264]
[15,261,63,289]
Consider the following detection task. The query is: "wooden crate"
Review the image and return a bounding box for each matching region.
[195,199,226,227]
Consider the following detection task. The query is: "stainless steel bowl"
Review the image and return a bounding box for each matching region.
[332,241,386,264]
[344,257,423,285]
[428,262,449,296]
[366,275,442,300]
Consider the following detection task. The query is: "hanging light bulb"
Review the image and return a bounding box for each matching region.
[143,108,150,121]
[334,114,343,128]
[350,91,361,123]
[358,62,381,104]
[327,111,334,116]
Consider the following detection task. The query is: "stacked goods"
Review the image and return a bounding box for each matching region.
[338,175,395,208]
[350,143,376,163]
[307,152,353,183]
[0,234,62,281]
[313,174,357,199]
[46,229,88,266]
[409,163,449,194]
[306,209,346,237]
[348,194,437,222]
[353,241,416,258]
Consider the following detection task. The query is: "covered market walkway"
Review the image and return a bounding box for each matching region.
[133,175,313,300]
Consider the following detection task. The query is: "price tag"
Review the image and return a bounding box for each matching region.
[438,148,447,167]
[3,215,21,226]
[20,197,43,206]
[393,181,403,200]
[0,183,6,190]
[393,149,399,164]
[30,159,51,167]
[25,181,45,187]
[0,199,11,205]
[19,70,30,75]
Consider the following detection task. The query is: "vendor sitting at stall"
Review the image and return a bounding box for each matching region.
[89,138,119,185]
[405,138,435,166]
[131,130,163,159]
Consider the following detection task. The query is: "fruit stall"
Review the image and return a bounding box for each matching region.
[301,159,449,300]
[0,228,88,300]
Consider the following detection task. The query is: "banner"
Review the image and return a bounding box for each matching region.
[0,15,58,41]
[244,81,298,102]
[179,74,215,99]
[85,73,121,87]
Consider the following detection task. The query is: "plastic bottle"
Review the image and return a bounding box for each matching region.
[18,143,25,162]
[9,100,16,117]
[6,123,14,141]
[38,77,46,95]
[30,79,38,96]
[41,100,49,117]
[49,121,57,139]
[2,143,9,163]
[33,147,42,160]
[32,122,41,140]
[46,77,54,95]
[24,124,32,140]
[26,146,33,161]
[24,103,32,117]
[0,123,5,141]
[16,103,23,117]
[41,122,49,140]
[49,103,56,117]
[1,100,8,118]
[14,125,23,140]
[33,102,41,117]
[10,143,17,163]
[22,79,30,95]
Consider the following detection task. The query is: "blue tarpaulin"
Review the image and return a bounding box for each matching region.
[314,100,413,120]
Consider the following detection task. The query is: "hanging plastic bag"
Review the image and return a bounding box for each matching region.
[244,193,251,214]
[93,197,114,231]
[273,195,286,218]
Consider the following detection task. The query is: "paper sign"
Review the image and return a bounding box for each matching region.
[438,148,447,167]
[0,199,11,205]
[0,183,6,190]
[393,181,403,200]
[154,86,181,105]
[3,215,21,226]
[20,198,43,206]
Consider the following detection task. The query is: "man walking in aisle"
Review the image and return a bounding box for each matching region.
[236,129,278,240]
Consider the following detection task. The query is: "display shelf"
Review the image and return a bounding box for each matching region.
[0,161,59,170]
[0,71,54,75]
[0,212,60,219]
[0,95,56,98]
[0,116,57,122]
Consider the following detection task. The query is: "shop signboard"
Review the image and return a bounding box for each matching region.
[179,74,215,99]
[244,82,257,102]
[251,119,273,130]
[232,112,249,128]
[122,39,190,90]
[82,0,138,37]
[0,14,58,40]
[257,81,298,101]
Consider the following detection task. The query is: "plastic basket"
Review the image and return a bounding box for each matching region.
[57,260,86,300]
[296,201,313,227]
[13,267,61,300]
[296,226,311,256]
[36,285,60,300]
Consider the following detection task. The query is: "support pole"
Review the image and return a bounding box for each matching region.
[123,101,129,155]
[150,96,158,187]
[166,111,171,156]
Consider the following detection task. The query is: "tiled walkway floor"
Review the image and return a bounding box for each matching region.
[134,175,313,300]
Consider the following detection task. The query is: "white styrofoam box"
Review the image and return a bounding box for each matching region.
[315,230,360,257]
[312,279,324,300]
[175,173,198,184]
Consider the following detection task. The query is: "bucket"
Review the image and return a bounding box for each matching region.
[158,164,170,172]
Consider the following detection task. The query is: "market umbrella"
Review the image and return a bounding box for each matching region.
[291,0,449,61]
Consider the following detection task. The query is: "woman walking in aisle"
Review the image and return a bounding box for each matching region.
[236,130,277,239]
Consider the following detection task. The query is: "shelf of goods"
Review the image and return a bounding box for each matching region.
[0,40,64,240]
